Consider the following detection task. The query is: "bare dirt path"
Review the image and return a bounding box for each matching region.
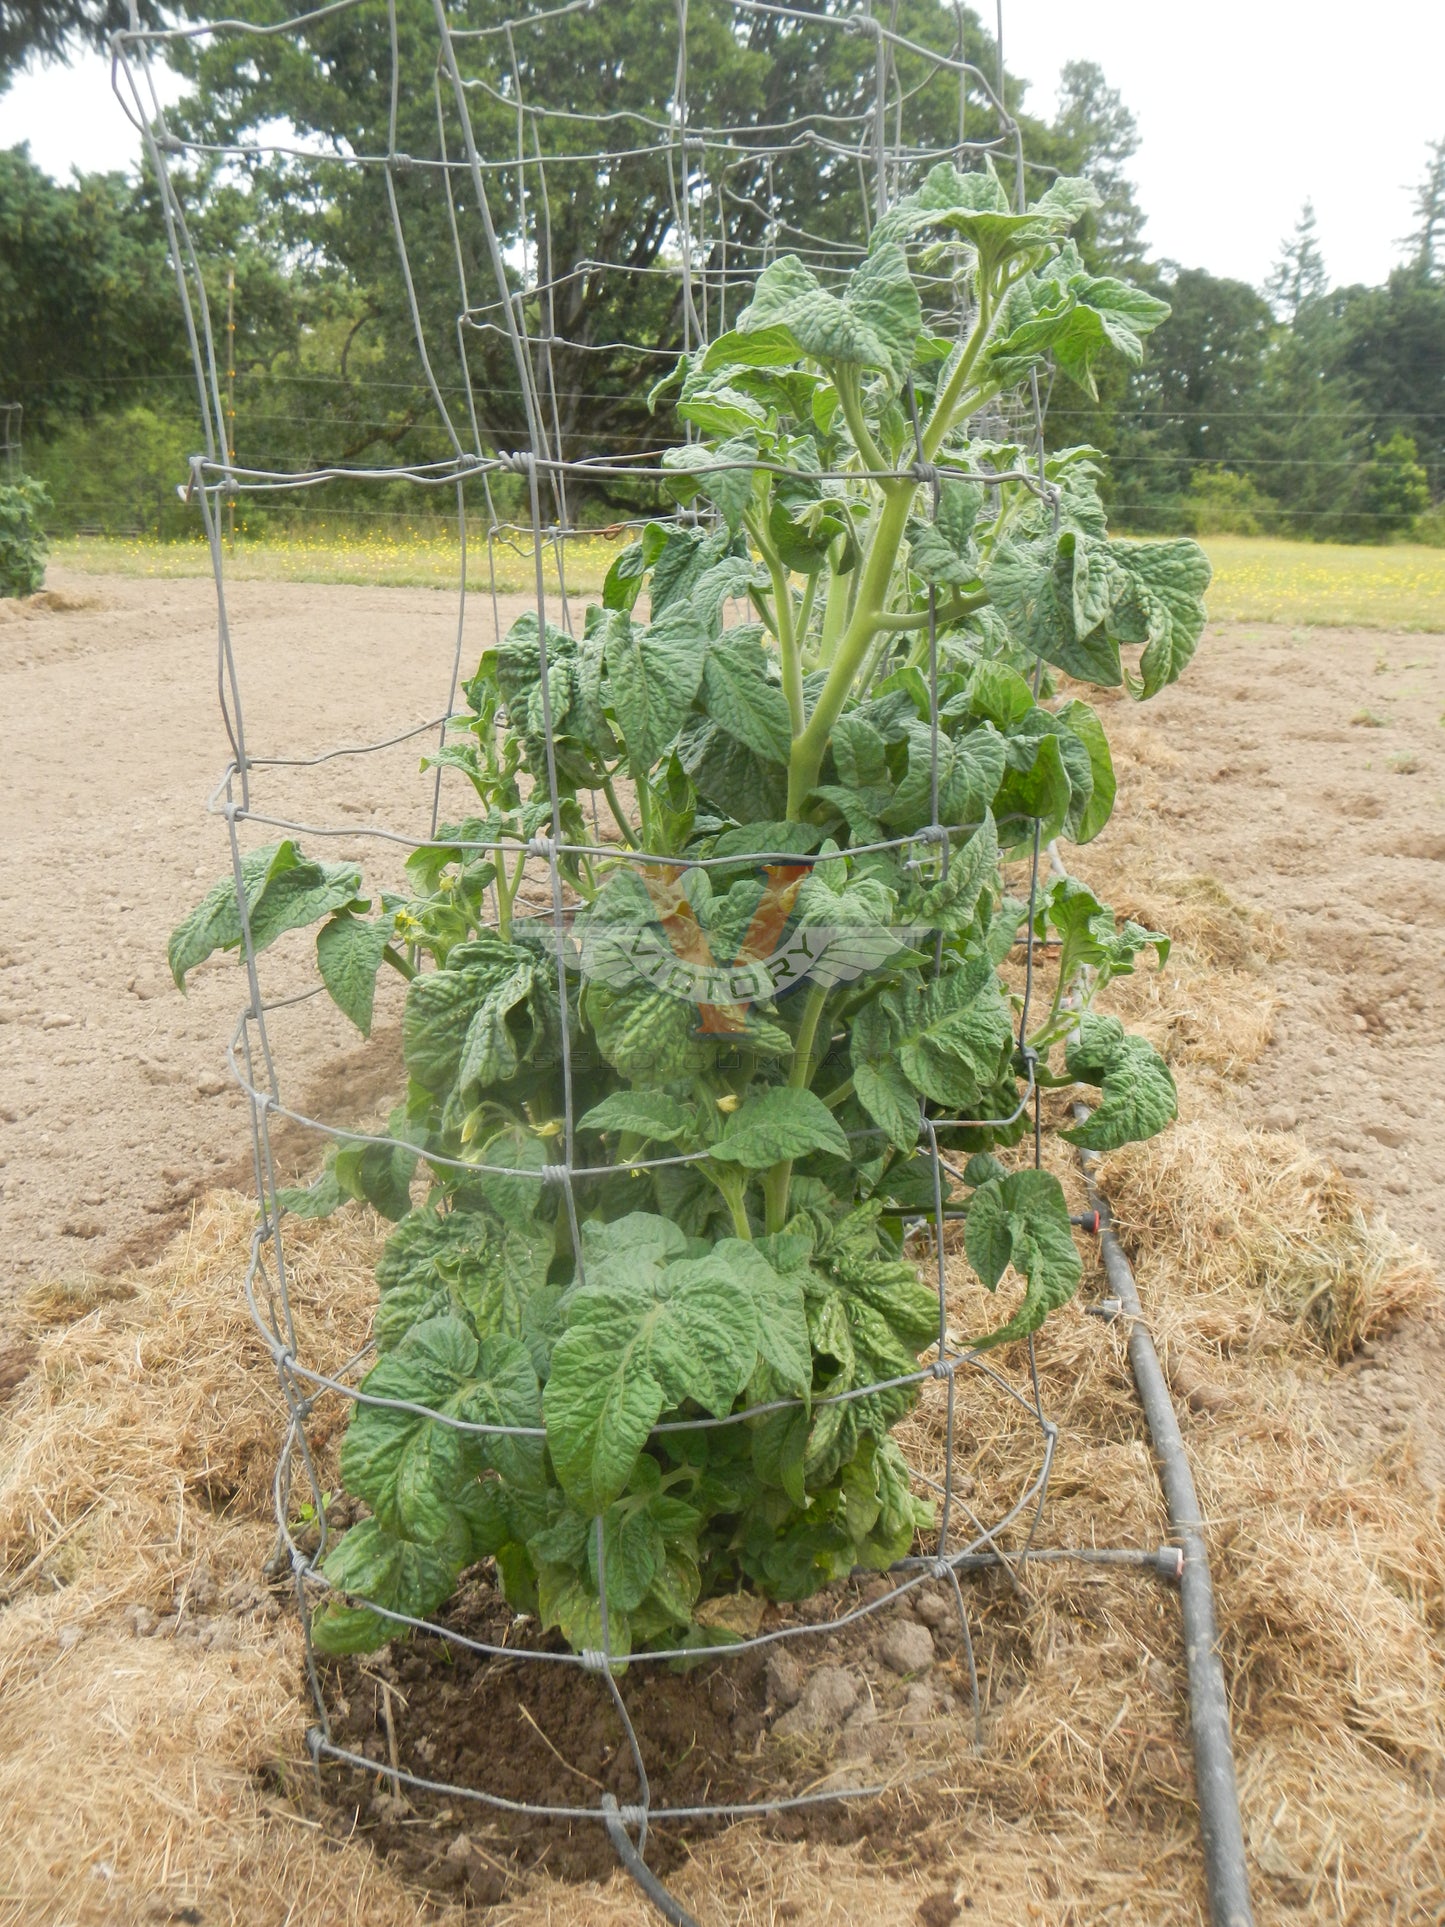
[1088,621,1445,1477]
[0,569,558,1303]
[2,579,1442,1339]
[1100,622,1445,1267]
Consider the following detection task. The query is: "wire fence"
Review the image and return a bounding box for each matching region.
[120,0,1188,1910]
[0,403,20,482]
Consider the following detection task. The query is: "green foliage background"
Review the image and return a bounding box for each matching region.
[3,6,1439,543]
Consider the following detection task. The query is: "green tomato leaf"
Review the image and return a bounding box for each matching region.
[316,911,394,1037]
[1054,699,1116,843]
[1109,539,1212,697]
[964,1168,1083,1349]
[601,607,708,770]
[662,435,757,535]
[883,719,1007,833]
[313,1516,470,1654]
[853,959,1013,1118]
[278,1167,346,1221]
[168,841,363,988]
[850,1015,922,1154]
[578,1091,698,1144]
[585,980,713,1083]
[538,1562,630,1662]
[985,532,1124,689]
[340,1316,482,1542]
[545,1238,762,1509]
[908,479,984,588]
[701,629,795,766]
[712,1086,851,1167]
[1060,1014,1178,1151]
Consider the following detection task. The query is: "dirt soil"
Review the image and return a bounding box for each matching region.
[1080,625,1445,1478]
[0,569,574,1304]
[314,1567,978,1900]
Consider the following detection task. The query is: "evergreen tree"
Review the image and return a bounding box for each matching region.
[1404,136,1445,281]
[1047,59,1146,267]
[1266,200,1328,320]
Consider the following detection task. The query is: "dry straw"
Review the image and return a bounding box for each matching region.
[2,885,1442,1925]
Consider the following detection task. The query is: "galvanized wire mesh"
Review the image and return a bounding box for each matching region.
[0,403,20,481]
[112,0,1116,1872]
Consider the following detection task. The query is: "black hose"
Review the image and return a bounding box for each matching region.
[601,1794,701,1927]
[1077,1131,1255,1927]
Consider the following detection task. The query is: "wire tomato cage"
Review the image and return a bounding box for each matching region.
[113,0,1184,1907]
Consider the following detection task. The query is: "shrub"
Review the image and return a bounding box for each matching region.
[1184,466,1275,537]
[1359,431,1431,540]
[172,160,1207,1662]
[0,476,50,598]
[27,407,196,539]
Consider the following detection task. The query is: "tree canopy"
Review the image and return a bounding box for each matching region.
[1,3,1441,540]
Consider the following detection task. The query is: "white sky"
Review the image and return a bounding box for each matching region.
[1,2,1442,290]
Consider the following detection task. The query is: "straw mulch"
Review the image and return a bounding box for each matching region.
[2,882,1442,1926]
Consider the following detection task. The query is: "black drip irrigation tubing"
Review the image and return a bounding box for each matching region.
[1076,1124,1256,1927]
[602,1797,701,1927]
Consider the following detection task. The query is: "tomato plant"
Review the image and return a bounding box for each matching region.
[0,476,50,599]
[172,162,1206,1661]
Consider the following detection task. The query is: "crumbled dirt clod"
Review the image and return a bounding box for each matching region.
[917,1894,961,1927]
[765,1646,805,1708]
[913,1586,952,1630]
[772,1664,860,1739]
[878,1620,935,1675]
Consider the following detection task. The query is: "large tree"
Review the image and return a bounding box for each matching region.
[0,0,164,89]
[0,145,191,430]
[162,0,1140,497]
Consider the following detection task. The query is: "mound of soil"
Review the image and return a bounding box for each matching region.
[311,1568,972,1903]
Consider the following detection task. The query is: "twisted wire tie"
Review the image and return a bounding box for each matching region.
[580,1648,611,1675]
[912,458,941,508]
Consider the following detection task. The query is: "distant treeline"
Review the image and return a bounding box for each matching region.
[1,0,1442,544]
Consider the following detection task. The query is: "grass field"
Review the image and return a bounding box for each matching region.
[52,525,621,596]
[49,528,1445,629]
[1199,536,1445,631]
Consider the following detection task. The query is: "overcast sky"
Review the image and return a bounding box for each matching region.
[1,1,1442,291]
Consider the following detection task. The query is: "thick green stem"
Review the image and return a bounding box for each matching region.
[748,584,780,640]
[380,944,418,982]
[601,771,640,850]
[748,509,803,737]
[817,546,852,669]
[492,849,520,941]
[789,981,830,1090]
[873,590,989,633]
[763,980,831,1235]
[795,568,819,658]
[635,773,654,847]
[921,279,997,461]
[708,1164,753,1241]
[835,364,886,473]
[786,483,914,816]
